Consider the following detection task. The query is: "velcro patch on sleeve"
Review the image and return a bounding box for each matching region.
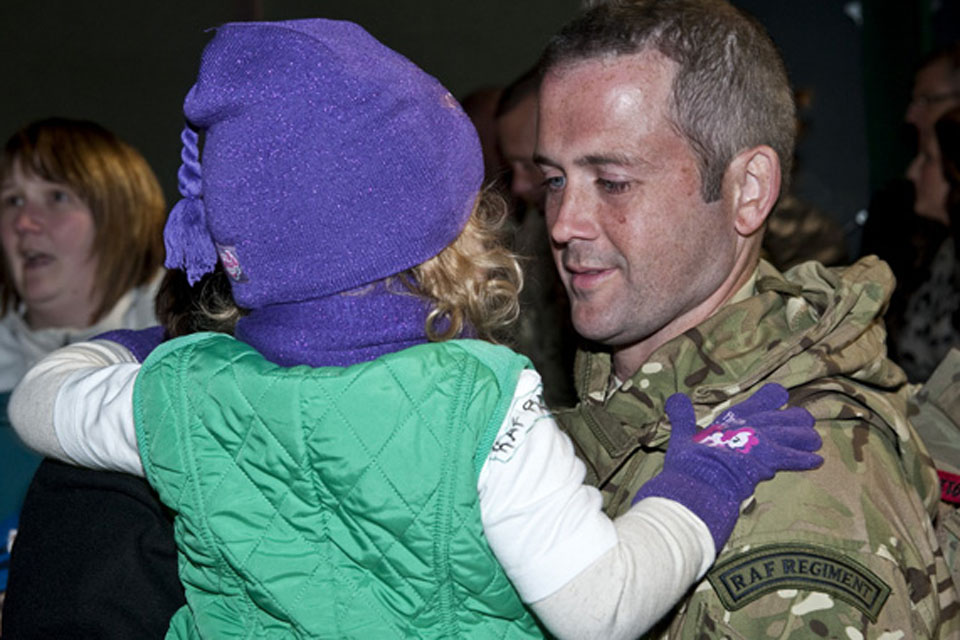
[707,544,891,622]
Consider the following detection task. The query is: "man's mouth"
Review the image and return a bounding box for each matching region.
[566,264,614,290]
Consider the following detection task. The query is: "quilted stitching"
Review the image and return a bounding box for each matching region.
[136,334,541,638]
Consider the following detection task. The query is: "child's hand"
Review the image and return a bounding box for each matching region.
[632,383,823,551]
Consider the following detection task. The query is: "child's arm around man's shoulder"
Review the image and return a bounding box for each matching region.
[10,338,144,476]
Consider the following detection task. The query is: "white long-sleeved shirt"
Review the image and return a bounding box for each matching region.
[9,339,715,639]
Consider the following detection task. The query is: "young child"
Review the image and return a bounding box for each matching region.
[9,19,822,639]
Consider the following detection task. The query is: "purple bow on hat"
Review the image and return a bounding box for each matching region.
[164,125,216,285]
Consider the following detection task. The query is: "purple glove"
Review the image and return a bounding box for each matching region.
[632,383,823,551]
[94,326,166,363]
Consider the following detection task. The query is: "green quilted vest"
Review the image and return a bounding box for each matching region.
[133,333,544,639]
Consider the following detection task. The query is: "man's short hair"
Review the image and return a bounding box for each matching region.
[539,0,796,202]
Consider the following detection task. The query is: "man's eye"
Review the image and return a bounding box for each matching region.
[542,175,565,191]
[598,179,630,194]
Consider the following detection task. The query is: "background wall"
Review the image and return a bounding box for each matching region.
[2,0,957,257]
[734,0,959,256]
[0,0,579,204]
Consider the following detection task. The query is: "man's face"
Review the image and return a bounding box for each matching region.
[536,50,738,355]
[497,92,544,209]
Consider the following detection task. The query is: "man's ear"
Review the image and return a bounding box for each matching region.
[726,145,781,236]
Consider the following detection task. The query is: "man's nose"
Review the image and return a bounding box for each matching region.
[547,186,597,245]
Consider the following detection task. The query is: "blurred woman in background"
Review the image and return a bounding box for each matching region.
[0,118,165,387]
[898,106,960,381]
[0,118,167,622]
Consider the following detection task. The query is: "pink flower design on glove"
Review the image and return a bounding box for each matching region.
[693,424,760,453]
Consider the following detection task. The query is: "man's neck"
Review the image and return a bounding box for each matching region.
[612,256,760,381]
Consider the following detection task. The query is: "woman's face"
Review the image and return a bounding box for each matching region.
[0,162,99,328]
[907,132,950,226]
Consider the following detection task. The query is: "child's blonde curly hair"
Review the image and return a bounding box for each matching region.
[405,187,522,343]
[159,188,523,344]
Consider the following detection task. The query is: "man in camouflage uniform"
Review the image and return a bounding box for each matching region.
[534,0,960,636]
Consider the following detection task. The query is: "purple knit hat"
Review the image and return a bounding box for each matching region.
[164,19,483,311]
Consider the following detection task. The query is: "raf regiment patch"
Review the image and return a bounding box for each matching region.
[707,544,891,622]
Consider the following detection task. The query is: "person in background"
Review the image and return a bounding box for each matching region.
[906,43,960,145]
[460,86,506,184]
[761,89,848,272]
[495,67,577,407]
[898,101,960,381]
[907,105,960,595]
[0,118,166,389]
[0,117,167,619]
[940,107,960,232]
[0,118,174,636]
[862,43,960,372]
[761,193,848,271]
[496,67,545,212]
[536,0,960,635]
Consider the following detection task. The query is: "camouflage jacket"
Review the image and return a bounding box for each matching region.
[909,348,960,592]
[558,257,960,639]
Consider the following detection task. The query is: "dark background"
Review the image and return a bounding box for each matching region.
[1,0,957,257]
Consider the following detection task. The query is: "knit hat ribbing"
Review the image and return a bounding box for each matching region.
[164,19,483,310]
